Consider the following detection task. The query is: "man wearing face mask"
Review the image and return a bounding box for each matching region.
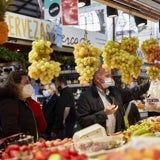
[77,65,150,133]
[0,70,38,142]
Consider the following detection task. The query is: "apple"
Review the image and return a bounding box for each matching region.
[48,153,61,160]
[5,144,20,158]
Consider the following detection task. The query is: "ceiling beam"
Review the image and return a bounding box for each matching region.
[94,0,159,22]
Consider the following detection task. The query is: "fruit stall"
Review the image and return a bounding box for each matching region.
[1,116,160,160]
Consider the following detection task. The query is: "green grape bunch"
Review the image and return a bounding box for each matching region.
[73,42,101,85]
[102,40,143,84]
[28,40,61,85]
[28,40,53,63]
[120,37,139,55]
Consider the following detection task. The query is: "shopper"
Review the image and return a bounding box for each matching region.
[0,70,38,142]
[41,83,60,140]
[57,77,77,138]
[77,65,150,133]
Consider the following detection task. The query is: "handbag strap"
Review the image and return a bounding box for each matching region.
[125,101,132,116]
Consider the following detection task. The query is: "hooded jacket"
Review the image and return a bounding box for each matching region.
[0,87,37,142]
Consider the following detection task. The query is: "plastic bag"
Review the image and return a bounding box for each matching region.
[145,80,160,112]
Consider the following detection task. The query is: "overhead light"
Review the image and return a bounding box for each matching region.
[78,0,91,8]
[134,16,147,27]
[107,6,118,18]
[78,1,85,8]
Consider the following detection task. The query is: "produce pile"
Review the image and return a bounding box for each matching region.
[2,138,87,160]
[73,42,101,85]
[28,40,61,85]
[99,145,160,160]
[123,116,160,142]
[141,38,160,80]
[102,37,143,84]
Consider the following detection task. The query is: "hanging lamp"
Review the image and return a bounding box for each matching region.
[134,16,147,27]
[78,0,90,8]
[107,6,118,18]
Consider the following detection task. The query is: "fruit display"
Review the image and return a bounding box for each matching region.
[141,38,160,80]
[28,40,61,85]
[123,116,160,142]
[2,138,87,160]
[97,136,160,160]
[101,145,160,160]
[102,38,143,84]
[120,37,139,55]
[73,42,101,85]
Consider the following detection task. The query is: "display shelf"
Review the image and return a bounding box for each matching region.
[68,83,90,88]
[60,70,77,74]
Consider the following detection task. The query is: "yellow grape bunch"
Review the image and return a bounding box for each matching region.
[120,37,139,55]
[28,40,61,85]
[73,43,101,85]
[146,66,160,80]
[28,39,53,63]
[141,38,160,63]
[28,58,61,85]
[102,40,143,84]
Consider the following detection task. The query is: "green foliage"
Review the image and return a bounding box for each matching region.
[0,46,26,62]
[56,54,75,67]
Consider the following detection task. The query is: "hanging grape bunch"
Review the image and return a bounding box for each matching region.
[102,37,143,84]
[73,42,101,85]
[120,37,139,55]
[141,38,160,80]
[28,40,61,85]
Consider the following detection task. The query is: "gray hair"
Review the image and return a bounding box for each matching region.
[48,83,56,91]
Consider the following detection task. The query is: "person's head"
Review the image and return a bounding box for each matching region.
[57,77,67,89]
[4,70,33,100]
[42,83,56,97]
[93,65,115,91]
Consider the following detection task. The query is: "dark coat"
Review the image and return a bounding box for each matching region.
[0,87,37,142]
[124,102,141,125]
[77,81,150,131]
[42,94,60,134]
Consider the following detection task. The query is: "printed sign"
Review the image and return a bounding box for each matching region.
[61,0,79,25]
[44,0,61,21]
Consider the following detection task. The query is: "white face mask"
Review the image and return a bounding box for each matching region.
[22,84,34,98]
[102,78,115,89]
[42,90,50,97]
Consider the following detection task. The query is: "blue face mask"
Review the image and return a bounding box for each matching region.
[42,90,50,97]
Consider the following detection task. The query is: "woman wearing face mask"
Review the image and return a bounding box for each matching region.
[77,65,150,133]
[0,70,38,142]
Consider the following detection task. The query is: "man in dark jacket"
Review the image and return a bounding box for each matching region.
[77,65,150,133]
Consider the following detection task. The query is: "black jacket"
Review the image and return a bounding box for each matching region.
[124,102,141,126]
[77,81,150,131]
[0,87,37,142]
[42,94,60,134]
